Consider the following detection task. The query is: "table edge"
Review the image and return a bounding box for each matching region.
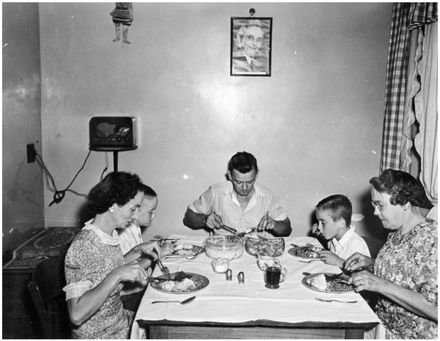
[138,319,379,330]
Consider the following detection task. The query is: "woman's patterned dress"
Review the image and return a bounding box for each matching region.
[64,223,134,339]
[374,219,437,339]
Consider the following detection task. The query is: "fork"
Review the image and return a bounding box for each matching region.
[156,258,171,280]
[315,298,357,304]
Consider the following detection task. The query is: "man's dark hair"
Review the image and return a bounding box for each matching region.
[227,151,258,174]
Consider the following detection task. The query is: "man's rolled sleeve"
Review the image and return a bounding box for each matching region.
[188,187,215,215]
[268,196,288,221]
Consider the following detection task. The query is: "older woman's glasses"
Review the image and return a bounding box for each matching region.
[371,201,385,212]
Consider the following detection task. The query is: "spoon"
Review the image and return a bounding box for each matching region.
[151,296,196,305]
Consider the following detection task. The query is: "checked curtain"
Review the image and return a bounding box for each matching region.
[380,3,438,213]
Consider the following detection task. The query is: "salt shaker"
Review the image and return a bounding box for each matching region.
[226,269,232,281]
[237,272,245,284]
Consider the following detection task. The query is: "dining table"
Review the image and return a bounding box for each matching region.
[130,234,381,339]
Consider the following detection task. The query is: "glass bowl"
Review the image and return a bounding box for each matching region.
[244,235,285,257]
[204,235,244,260]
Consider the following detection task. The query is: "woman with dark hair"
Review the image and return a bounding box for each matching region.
[344,169,437,339]
[63,172,160,338]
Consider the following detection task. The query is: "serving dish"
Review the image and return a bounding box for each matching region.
[204,235,244,260]
[150,271,209,294]
[245,236,285,257]
[302,272,353,294]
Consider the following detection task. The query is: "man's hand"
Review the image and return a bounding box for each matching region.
[257,212,275,232]
[205,212,224,230]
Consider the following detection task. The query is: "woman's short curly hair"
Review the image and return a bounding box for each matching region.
[369,169,433,209]
[87,172,141,214]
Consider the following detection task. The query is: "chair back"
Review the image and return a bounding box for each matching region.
[362,236,385,259]
[27,255,71,338]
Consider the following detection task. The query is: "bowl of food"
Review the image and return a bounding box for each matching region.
[204,235,244,260]
[245,235,285,257]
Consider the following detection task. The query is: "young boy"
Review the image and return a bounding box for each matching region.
[117,183,158,311]
[118,183,158,259]
[313,194,370,268]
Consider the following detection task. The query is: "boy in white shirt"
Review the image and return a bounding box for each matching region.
[313,194,370,268]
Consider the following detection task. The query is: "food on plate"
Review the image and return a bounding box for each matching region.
[151,271,210,294]
[162,243,204,258]
[245,237,285,257]
[306,274,327,290]
[159,277,196,292]
[304,273,353,293]
[291,245,322,259]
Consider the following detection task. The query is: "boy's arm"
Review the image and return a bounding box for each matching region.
[318,250,344,268]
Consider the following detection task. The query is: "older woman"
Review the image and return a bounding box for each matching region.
[344,169,437,339]
[63,172,160,339]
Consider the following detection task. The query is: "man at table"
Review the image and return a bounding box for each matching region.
[183,151,292,237]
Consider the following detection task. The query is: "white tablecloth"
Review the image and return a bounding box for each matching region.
[130,235,380,338]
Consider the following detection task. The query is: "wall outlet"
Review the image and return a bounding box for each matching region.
[27,143,36,163]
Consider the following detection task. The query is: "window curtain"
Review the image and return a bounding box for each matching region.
[380,3,438,216]
[380,3,411,172]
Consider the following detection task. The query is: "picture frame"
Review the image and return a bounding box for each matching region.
[230,17,272,77]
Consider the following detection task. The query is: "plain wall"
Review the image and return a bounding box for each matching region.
[2,3,44,253]
[37,3,392,240]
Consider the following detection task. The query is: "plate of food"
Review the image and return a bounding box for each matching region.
[288,244,323,259]
[150,271,209,294]
[302,272,353,294]
[163,244,204,259]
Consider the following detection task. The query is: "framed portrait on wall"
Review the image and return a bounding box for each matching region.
[230,17,272,76]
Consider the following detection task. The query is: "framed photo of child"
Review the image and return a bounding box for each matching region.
[230,17,272,77]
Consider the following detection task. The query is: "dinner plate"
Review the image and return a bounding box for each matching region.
[150,272,209,294]
[164,245,204,259]
[287,246,322,259]
[302,272,353,294]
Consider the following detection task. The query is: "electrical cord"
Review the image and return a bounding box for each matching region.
[35,150,91,206]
